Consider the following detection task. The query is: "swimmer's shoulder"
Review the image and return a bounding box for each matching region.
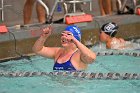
[55,47,64,54]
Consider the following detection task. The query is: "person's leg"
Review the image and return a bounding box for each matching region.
[104,0,112,15]
[99,0,106,16]
[116,0,121,12]
[111,0,118,14]
[36,3,46,23]
[23,0,35,24]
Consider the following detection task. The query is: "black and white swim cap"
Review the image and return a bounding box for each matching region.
[101,22,119,37]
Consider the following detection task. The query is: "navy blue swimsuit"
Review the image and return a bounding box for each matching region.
[53,51,77,71]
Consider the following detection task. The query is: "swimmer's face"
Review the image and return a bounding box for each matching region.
[99,31,109,42]
[61,31,73,47]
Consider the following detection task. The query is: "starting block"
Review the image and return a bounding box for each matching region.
[136,8,140,15]
[0,25,8,34]
[64,13,93,24]
[135,5,140,15]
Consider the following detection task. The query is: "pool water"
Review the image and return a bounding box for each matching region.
[0,38,140,93]
[0,55,140,73]
[0,53,140,93]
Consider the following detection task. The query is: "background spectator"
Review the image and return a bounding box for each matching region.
[23,0,46,24]
[98,0,112,16]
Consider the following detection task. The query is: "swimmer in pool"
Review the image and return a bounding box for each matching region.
[99,22,133,50]
[32,25,96,71]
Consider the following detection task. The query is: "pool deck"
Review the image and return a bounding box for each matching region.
[0,14,140,61]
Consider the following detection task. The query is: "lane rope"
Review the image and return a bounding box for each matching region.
[0,71,139,80]
[95,50,140,57]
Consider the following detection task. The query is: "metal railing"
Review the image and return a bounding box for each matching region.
[37,0,92,23]
[0,0,11,22]
[117,0,136,13]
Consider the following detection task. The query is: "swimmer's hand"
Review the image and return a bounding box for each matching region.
[61,31,76,42]
[41,25,52,37]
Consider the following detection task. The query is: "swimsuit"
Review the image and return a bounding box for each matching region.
[53,51,77,71]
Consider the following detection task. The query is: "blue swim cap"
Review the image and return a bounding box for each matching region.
[65,25,81,41]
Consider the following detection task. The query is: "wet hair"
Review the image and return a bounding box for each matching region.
[101,22,119,37]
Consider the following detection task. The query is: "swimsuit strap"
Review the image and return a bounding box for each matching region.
[69,49,78,61]
[56,49,78,62]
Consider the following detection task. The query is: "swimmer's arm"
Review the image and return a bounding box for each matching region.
[119,38,125,43]
[32,34,59,59]
[32,25,59,59]
[74,39,96,64]
[118,43,133,49]
[118,38,133,49]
